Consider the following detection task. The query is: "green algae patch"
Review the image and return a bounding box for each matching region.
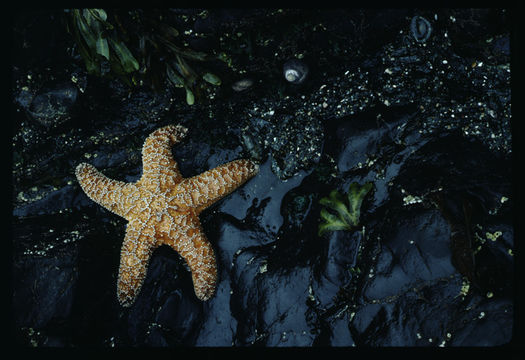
[318,182,373,236]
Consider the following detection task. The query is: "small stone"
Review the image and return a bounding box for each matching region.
[478,312,486,319]
[232,78,254,92]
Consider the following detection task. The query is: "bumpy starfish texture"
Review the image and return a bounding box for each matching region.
[75,125,259,307]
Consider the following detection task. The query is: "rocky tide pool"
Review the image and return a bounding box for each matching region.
[11,9,515,347]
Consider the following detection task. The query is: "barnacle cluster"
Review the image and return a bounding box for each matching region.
[65,9,222,105]
[318,182,373,236]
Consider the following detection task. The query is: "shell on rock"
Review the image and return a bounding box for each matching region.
[283,58,309,84]
[410,16,432,43]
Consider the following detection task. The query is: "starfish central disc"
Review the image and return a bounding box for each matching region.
[75,124,259,307]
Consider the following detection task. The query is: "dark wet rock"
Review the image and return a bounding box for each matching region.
[13,252,78,330]
[393,132,513,291]
[11,9,513,348]
[231,257,315,346]
[351,275,464,346]
[363,208,455,301]
[343,130,513,346]
[12,229,83,347]
[123,251,204,346]
[105,81,175,125]
[492,35,510,56]
[312,230,362,310]
[240,113,323,179]
[17,82,78,127]
[448,297,513,346]
[14,183,78,218]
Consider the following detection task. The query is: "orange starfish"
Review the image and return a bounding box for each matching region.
[75,125,258,307]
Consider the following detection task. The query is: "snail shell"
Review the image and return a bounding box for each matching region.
[410,16,432,43]
[283,58,309,84]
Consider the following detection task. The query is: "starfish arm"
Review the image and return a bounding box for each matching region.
[75,163,137,218]
[161,213,217,301]
[75,125,260,306]
[141,124,188,185]
[117,218,156,307]
[175,159,259,212]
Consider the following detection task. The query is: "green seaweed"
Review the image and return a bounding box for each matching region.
[318,182,373,236]
[65,9,222,105]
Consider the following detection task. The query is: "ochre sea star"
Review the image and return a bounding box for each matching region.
[75,125,259,306]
